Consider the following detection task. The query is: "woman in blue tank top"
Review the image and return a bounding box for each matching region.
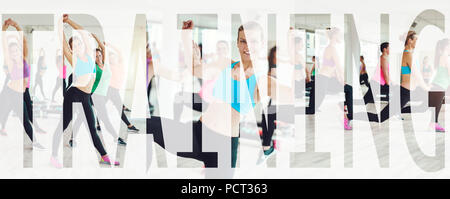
[51,15,118,168]
[148,20,280,178]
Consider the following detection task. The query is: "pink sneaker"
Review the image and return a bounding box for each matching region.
[50,156,63,169]
[344,118,352,130]
[433,123,445,132]
[100,155,120,166]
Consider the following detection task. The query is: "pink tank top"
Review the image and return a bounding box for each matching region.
[57,64,67,79]
[199,79,216,102]
[373,62,389,85]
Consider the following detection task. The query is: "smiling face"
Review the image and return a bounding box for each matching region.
[95,50,103,65]
[237,28,263,63]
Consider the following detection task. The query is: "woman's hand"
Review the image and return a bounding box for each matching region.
[2,20,9,31]
[8,19,19,29]
[182,20,194,30]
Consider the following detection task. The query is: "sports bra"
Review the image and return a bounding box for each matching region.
[401,50,411,75]
[401,66,411,74]
[212,61,259,115]
[8,60,30,80]
[74,55,96,77]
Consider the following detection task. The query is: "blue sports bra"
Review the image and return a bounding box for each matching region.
[401,50,411,75]
[212,61,258,115]
[401,66,411,74]
[74,55,96,77]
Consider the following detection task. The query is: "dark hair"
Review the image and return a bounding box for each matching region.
[68,37,73,50]
[198,43,203,59]
[434,38,450,68]
[268,46,277,70]
[380,42,389,53]
[360,55,364,60]
[96,48,102,53]
[237,21,264,41]
[68,36,82,50]
[405,31,417,46]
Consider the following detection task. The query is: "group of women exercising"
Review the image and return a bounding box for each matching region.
[145,19,450,178]
[50,14,143,168]
[0,15,141,168]
[357,31,448,132]
[0,15,448,174]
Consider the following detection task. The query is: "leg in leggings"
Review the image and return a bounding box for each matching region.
[261,111,276,147]
[359,73,370,87]
[0,87,33,140]
[345,84,353,120]
[428,91,445,123]
[92,94,119,139]
[372,86,410,123]
[34,74,45,99]
[52,87,107,157]
[306,75,342,114]
[147,117,237,169]
[107,87,131,126]
[51,77,62,101]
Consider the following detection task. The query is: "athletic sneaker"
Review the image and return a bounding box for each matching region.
[128,125,139,132]
[123,106,131,112]
[50,156,63,169]
[344,118,352,130]
[100,155,120,166]
[33,142,46,150]
[432,123,445,132]
[69,139,76,148]
[256,145,276,165]
[117,137,127,146]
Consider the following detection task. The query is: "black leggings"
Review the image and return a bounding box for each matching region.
[173,92,204,120]
[147,116,238,168]
[306,75,353,120]
[51,77,67,101]
[260,101,297,147]
[72,94,119,139]
[359,73,370,87]
[0,86,33,141]
[366,86,411,123]
[107,87,131,126]
[33,73,45,98]
[363,80,389,104]
[24,88,42,129]
[424,84,446,123]
[52,87,107,157]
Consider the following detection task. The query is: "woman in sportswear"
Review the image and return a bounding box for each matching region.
[51,14,118,168]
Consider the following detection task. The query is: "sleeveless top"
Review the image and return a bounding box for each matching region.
[212,61,259,115]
